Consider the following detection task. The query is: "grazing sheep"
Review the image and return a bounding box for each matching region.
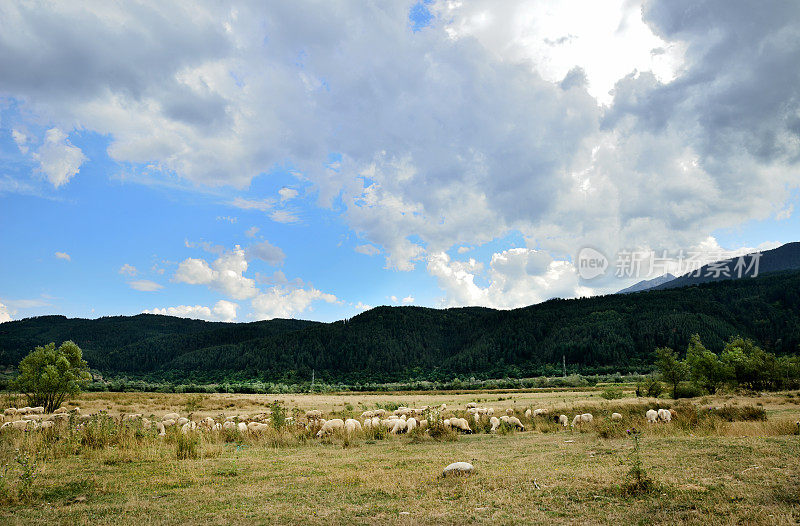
[40,420,55,429]
[473,412,480,424]
[507,416,525,430]
[525,409,532,419]
[443,419,451,429]
[163,412,180,421]
[344,418,362,434]
[466,402,477,409]
[316,418,345,437]
[490,416,501,432]
[533,409,547,417]
[449,418,472,433]
[31,406,44,414]
[419,419,428,429]
[176,417,189,427]
[156,422,166,436]
[668,409,677,419]
[506,408,514,416]
[657,409,672,423]
[572,413,593,426]
[487,408,494,416]
[439,404,447,411]
[222,421,236,431]
[361,410,374,419]
[611,412,623,421]
[646,409,658,423]
[237,422,248,433]
[374,409,387,417]
[558,415,569,427]
[4,408,17,418]
[181,421,199,434]
[247,422,269,433]
[405,418,417,433]
[442,462,474,477]
[390,419,407,434]
[305,410,323,420]
[53,407,68,414]
[11,420,29,430]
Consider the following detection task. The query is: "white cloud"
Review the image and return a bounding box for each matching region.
[128,279,163,292]
[427,249,592,309]
[230,197,273,212]
[118,263,137,276]
[2,1,798,305]
[0,301,11,323]
[269,209,300,224]
[401,295,414,305]
[217,215,237,223]
[32,128,86,187]
[354,244,381,256]
[245,240,285,266]
[11,129,28,154]
[354,301,372,311]
[55,251,71,261]
[173,245,257,300]
[457,246,472,254]
[245,226,259,238]
[144,299,238,322]
[278,187,298,201]
[251,286,337,320]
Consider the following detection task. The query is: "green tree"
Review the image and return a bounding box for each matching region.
[720,337,774,390]
[12,341,91,412]
[685,334,729,394]
[654,346,688,398]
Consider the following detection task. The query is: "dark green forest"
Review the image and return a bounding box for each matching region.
[1,270,799,385]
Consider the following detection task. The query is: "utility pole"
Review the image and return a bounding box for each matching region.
[562,355,566,378]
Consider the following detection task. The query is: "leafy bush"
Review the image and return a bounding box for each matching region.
[674,382,705,399]
[601,387,624,400]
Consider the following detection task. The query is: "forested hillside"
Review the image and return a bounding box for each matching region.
[1,270,799,383]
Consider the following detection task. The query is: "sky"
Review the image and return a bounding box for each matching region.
[1,0,799,324]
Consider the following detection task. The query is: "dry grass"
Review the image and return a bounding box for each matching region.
[0,389,798,525]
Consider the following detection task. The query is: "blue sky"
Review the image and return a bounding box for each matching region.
[1,1,798,323]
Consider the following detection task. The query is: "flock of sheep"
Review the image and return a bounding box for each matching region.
[0,402,678,437]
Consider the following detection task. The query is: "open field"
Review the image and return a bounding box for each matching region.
[1,389,799,525]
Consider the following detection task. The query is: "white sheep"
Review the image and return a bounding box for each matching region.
[344,418,362,434]
[390,419,407,434]
[487,408,494,416]
[442,462,474,477]
[657,408,672,423]
[361,410,374,419]
[177,417,189,426]
[163,412,180,421]
[156,422,166,436]
[449,417,472,433]
[525,409,532,419]
[533,409,547,417]
[181,421,199,434]
[611,412,623,421]
[247,422,269,433]
[646,409,658,424]
[405,418,418,433]
[439,404,447,411]
[558,414,569,427]
[3,408,17,417]
[237,422,248,433]
[506,408,514,416]
[30,406,44,414]
[374,409,387,417]
[572,413,593,426]
[305,410,323,420]
[489,416,500,432]
[466,402,477,409]
[316,418,345,437]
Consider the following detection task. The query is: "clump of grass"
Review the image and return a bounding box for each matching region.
[619,429,656,497]
[176,431,201,460]
[81,414,119,449]
[594,419,627,439]
[183,394,205,413]
[14,449,38,500]
[269,400,286,430]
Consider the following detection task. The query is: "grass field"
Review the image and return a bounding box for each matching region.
[1,388,799,525]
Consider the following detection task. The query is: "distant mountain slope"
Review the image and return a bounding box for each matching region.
[0,315,318,369]
[618,273,676,294]
[2,270,799,382]
[651,242,800,291]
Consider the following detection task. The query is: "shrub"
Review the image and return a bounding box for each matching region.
[601,387,624,400]
[620,430,655,496]
[270,400,286,430]
[674,382,704,399]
